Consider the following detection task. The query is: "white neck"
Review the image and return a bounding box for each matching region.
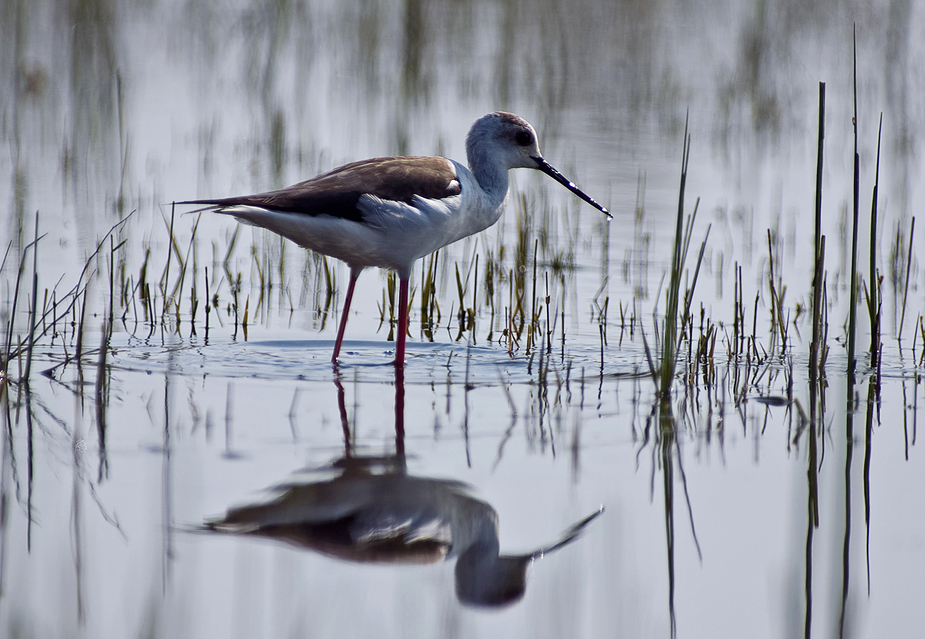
[466,132,512,209]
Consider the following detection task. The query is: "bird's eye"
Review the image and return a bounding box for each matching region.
[515,130,533,146]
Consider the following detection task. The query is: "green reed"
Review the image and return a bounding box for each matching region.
[866,115,883,370]
[656,119,699,406]
[897,217,915,338]
[847,31,860,393]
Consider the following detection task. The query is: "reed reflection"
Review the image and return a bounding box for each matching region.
[204,367,601,607]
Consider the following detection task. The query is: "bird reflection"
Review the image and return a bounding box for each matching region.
[204,367,602,607]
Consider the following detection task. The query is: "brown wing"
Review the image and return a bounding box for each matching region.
[180,156,461,223]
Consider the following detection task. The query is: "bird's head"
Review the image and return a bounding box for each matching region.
[466,112,611,219]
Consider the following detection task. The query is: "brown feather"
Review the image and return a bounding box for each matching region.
[181,156,461,223]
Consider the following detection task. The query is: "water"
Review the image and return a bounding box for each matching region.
[1,1,924,637]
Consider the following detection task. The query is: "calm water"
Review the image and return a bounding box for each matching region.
[2,1,924,637]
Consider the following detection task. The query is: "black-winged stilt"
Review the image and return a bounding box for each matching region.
[181,112,610,366]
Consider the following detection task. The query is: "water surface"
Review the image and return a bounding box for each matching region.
[1,1,924,637]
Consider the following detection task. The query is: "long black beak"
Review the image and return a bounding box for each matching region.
[532,156,612,220]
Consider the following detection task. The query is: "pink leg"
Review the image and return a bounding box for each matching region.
[332,271,359,363]
[395,276,409,367]
[394,363,405,455]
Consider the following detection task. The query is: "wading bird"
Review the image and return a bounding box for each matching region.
[181,112,610,366]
